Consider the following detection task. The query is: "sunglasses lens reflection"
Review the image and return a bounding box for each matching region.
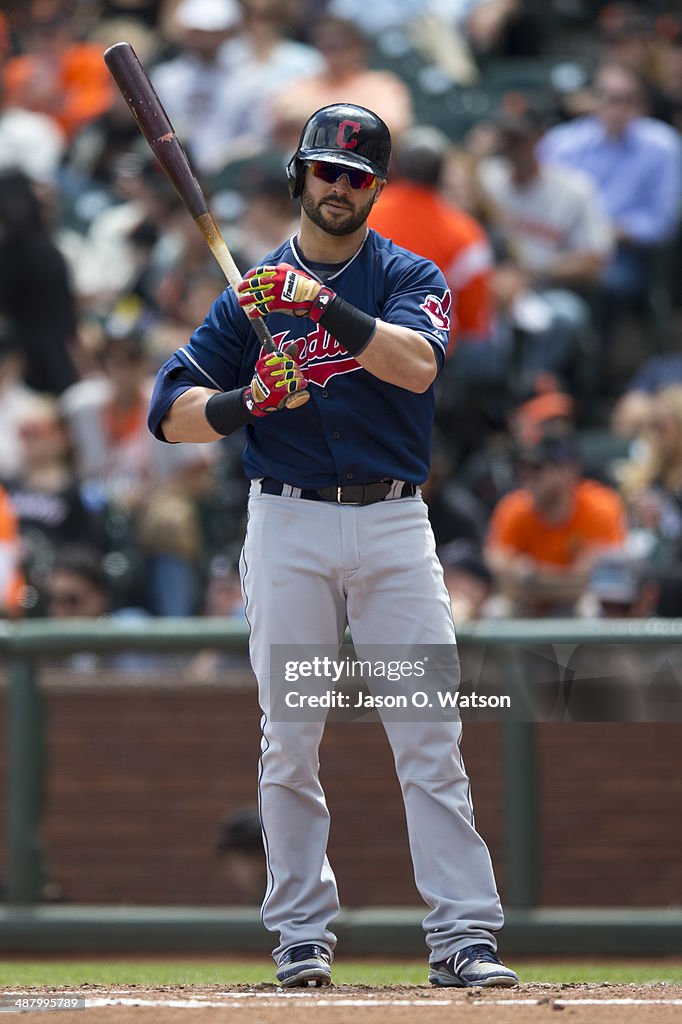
[309,162,377,190]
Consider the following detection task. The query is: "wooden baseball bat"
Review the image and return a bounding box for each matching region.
[103,41,309,408]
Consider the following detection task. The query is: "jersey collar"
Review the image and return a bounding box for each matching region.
[290,230,369,284]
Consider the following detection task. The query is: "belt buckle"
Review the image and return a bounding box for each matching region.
[337,485,363,505]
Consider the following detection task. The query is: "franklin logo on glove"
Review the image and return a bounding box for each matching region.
[250,371,271,403]
[282,272,299,303]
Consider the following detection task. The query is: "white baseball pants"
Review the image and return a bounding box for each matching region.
[240,482,504,963]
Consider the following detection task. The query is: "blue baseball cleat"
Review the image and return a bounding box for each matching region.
[275,943,332,988]
[429,944,519,988]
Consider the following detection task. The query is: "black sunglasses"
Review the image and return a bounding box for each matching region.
[306,161,380,190]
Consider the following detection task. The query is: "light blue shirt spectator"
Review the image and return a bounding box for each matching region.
[327,0,482,35]
[539,115,682,245]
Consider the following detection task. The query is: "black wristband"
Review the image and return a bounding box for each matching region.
[318,294,376,356]
[205,388,256,436]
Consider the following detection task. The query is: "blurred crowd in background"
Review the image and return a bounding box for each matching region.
[1,0,682,634]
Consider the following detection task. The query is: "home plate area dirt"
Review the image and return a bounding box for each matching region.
[3,983,682,1023]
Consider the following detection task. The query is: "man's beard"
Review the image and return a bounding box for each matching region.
[301,183,375,236]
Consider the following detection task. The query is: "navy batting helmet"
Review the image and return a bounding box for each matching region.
[286,103,392,198]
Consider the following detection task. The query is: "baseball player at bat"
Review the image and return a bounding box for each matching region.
[148,103,518,990]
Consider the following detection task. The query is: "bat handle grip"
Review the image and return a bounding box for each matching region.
[249,316,276,355]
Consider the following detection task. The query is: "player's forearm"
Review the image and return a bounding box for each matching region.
[506,573,588,604]
[161,386,223,443]
[162,347,309,440]
[533,251,605,288]
[357,322,438,392]
[486,549,589,599]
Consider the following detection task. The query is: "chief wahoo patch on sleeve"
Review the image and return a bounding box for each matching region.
[420,291,452,331]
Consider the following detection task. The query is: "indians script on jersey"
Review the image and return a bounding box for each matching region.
[269,328,361,386]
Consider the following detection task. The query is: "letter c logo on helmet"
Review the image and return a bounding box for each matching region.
[286,103,392,198]
[337,120,361,150]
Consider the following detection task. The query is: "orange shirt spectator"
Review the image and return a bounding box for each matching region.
[0,485,25,617]
[485,436,626,615]
[487,478,626,568]
[3,4,113,140]
[369,180,493,345]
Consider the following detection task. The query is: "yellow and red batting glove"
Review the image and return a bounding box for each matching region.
[244,343,308,417]
[238,263,335,321]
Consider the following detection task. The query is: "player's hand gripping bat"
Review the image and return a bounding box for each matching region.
[103,41,309,410]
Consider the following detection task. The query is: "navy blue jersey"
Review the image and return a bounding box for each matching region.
[148,230,451,489]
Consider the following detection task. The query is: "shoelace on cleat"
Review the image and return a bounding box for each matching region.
[451,945,502,968]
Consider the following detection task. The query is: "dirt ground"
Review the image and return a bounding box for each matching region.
[2,983,681,1023]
